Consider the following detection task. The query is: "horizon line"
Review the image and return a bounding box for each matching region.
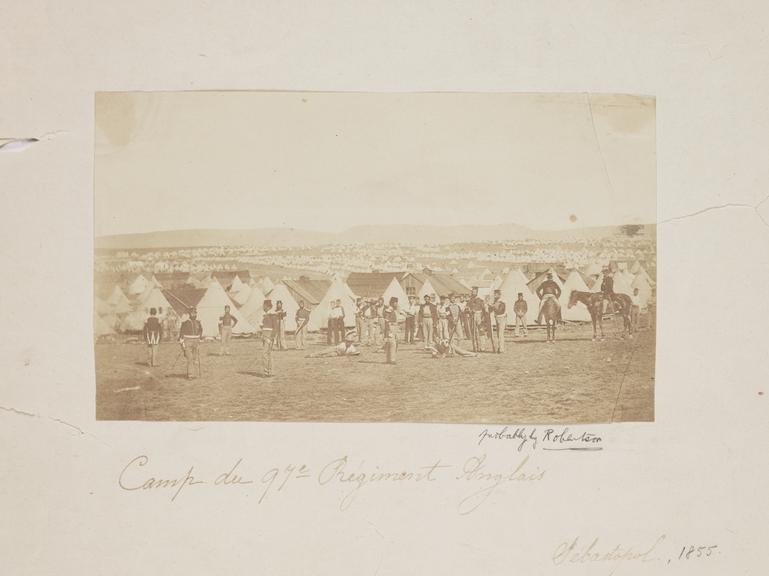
[95,221,656,239]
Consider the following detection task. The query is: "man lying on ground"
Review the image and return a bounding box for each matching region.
[426,338,478,358]
[307,330,361,358]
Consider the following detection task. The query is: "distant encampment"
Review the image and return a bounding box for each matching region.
[95,223,656,251]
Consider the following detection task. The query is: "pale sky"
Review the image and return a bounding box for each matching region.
[94,91,655,236]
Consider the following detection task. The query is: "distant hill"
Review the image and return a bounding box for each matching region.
[338,223,535,244]
[96,223,655,250]
[96,228,336,250]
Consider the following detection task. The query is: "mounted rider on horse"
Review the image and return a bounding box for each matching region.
[601,268,618,314]
[535,272,562,324]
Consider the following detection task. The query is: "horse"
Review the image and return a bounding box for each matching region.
[567,290,634,341]
[540,296,560,343]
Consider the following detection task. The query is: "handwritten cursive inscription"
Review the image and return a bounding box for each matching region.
[118,455,205,502]
[455,454,545,514]
[478,426,603,451]
[117,453,545,514]
[552,535,666,574]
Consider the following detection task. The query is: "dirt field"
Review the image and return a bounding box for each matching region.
[96,316,655,423]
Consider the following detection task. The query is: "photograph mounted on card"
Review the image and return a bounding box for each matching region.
[93,91,656,423]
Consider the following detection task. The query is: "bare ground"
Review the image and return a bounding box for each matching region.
[95,319,655,423]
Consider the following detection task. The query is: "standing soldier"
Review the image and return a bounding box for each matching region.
[366,299,379,347]
[465,287,485,352]
[178,307,203,380]
[274,300,287,350]
[447,293,464,343]
[334,299,346,344]
[630,288,641,333]
[404,295,418,344]
[326,299,337,345]
[491,289,507,353]
[375,297,386,348]
[383,296,406,364]
[459,294,471,341]
[260,300,276,377]
[513,292,529,337]
[437,295,450,341]
[295,300,310,350]
[143,307,162,367]
[355,297,366,345]
[481,295,494,352]
[218,304,238,356]
[417,294,437,349]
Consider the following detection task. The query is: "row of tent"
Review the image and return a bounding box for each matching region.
[94,273,352,338]
[94,264,655,339]
[505,266,655,322]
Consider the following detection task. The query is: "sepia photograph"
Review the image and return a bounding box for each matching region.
[94,91,656,423]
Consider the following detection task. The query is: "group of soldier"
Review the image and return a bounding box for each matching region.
[352,287,530,355]
[140,268,646,379]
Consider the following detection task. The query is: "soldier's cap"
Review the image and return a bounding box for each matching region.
[494,289,501,294]
[471,286,479,290]
[263,299,272,306]
[517,292,523,297]
[546,272,553,278]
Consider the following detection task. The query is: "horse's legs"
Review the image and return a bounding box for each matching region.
[598,314,604,340]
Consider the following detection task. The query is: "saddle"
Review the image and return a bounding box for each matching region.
[541,293,561,309]
[600,294,625,315]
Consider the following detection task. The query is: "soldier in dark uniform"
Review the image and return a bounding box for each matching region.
[513,292,529,337]
[143,307,162,367]
[600,269,615,314]
[383,296,406,364]
[178,307,203,379]
[535,273,562,324]
[218,304,238,356]
[465,287,485,352]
